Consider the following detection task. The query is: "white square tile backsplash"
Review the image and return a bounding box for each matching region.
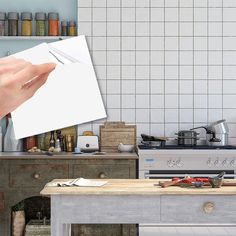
[78,0,236,143]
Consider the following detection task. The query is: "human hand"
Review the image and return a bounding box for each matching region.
[0,56,56,119]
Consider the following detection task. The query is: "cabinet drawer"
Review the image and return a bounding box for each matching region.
[10,164,69,188]
[0,192,4,212]
[161,195,236,224]
[73,164,130,179]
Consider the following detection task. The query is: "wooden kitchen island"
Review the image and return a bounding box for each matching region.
[41,179,236,236]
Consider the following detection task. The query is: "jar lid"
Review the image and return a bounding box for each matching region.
[0,12,6,20]
[35,12,46,21]
[21,12,32,20]
[48,12,59,20]
[61,20,68,27]
[8,12,19,20]
[68,21,76,27]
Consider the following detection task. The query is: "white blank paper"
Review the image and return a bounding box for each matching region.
[11,36,107,139]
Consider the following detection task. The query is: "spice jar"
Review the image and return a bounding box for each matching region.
[68,21,76,36]
[37,133,46,150]
[48,12,59,36]
[21,12,32,36]
[61,21,67,36]
[35,12,46,36]
[8,12,19,36]
[25,136,36,151]
[0,12,6,36]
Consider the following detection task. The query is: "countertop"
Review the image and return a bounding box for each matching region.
[0,152,138,160]
[41,179,236,196]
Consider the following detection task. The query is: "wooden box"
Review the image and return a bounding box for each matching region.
[99,122,136,153]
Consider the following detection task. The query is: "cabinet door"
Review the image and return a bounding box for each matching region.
[0,191,4,212]
[72,164,130,179]
[0,161,7,187]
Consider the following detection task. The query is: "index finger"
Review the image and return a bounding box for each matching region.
[13,63,56,85]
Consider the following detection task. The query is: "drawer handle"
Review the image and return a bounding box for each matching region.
[203,202,214,214]
[33,173,41,180]
[99,172,108,179]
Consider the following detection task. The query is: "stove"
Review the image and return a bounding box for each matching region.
[138,145,236,236]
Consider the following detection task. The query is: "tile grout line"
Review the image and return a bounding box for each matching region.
[222,0,224,120]
[163,0,166,136]
[149,0,151,135]
[193,0,195,127]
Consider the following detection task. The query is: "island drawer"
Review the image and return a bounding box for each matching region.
[161,195,236,224]
[72,164,130,179]
[9,164,69,188]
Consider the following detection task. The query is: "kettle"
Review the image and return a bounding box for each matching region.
[191,120,229,146]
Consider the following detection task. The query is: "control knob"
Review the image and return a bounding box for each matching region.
[222,159,229,167]
[214,160,220,167]
[176,159,183,167]
[206,159,213,167]
[167,160,174,167]
[230,160,236,167]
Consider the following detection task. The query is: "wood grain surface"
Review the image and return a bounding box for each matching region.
[41,179,236,196]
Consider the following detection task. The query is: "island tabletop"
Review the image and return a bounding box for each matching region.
[41,179,236,195]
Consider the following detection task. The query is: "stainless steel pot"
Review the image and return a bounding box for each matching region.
[191,120,229,146]
[176,130,199,146]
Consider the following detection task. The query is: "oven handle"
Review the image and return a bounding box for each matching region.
[144,173,236,179]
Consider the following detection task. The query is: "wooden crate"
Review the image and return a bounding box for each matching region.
[99,122,136,153]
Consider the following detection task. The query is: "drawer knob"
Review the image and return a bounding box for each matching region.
[99,172,108,179]
[203,202,214,214]
[33,173,41,180]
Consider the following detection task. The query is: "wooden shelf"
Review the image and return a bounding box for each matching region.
[0,36,74,40]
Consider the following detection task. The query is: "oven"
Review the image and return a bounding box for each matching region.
[138,147,236,236]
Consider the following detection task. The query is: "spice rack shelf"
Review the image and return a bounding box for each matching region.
[0,36,73,40]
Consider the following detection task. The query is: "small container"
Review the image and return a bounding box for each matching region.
[0,12,6,36]
[35,12,46,36]
[48,12,59,36]
[37,133,46,150]
[68,21,76,36]
[25,136,36,151]
[61,21,67,36]
[8,12,19,36]
[21,12,32,36]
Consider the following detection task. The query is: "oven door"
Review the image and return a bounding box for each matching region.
[143,170,236,179]
[139,170,236,236]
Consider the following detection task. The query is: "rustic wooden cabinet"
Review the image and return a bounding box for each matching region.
[0,152,137,236]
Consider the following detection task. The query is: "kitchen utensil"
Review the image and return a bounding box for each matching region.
[141,134,167,147]
[176,130,199,146]
[208,172,225,188]
[191,120,229,146]
[118,143,134,153]
[77,135,99,153]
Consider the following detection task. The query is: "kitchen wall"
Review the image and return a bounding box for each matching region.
[77,0,236,144]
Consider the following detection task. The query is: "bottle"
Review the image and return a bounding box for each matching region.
[54,139,61,152]
[68,21,76,36]
[21,12,32,36]
[61,21,67,36]
[35,12,46,36]
[8,12,19,36]
[49,131,55,148]
[0,12,6,36]
[4,117,23,151]
[0,126,2,152]
[48,12,59,36]
[56,130,64,151]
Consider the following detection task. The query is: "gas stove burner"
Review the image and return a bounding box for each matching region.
[138,145,236,150]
